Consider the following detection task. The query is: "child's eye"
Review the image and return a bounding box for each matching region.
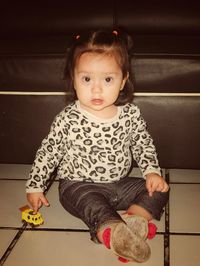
[105,77,113,83]
[83,76,91,82]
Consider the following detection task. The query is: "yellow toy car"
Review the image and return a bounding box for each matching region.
[20,205,44,227]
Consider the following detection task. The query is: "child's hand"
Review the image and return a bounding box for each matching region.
[26,192,50,213]
[146,173,169,197]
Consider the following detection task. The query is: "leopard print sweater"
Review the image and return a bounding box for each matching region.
[26,101,161,192]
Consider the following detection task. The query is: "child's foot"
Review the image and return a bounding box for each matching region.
[122,212,157,240]
[121,213,148,240]
[102,222,151,263]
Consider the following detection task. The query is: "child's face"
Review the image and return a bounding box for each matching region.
[73,52,128,118]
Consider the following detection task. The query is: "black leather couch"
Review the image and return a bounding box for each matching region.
[0,1,200,170]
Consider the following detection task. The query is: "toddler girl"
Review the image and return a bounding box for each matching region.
[26,29,169,263]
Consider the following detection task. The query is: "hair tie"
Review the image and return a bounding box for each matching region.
[112,30,118,36]
[75,34,80,40]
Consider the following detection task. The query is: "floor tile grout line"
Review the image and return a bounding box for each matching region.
[1,226,199,235]
[168,232,200,236]
[0,227,89,232]
[164,169,170,266]
[0,224,26,265]
[169,182,200,185]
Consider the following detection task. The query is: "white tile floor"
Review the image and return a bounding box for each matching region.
[0,164,200,266]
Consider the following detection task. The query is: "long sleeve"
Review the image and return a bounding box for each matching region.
[26,113,66,193]
[131,107,161,178]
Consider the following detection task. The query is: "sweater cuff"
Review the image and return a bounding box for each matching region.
[26,187,44,193]
[143,168,162,179]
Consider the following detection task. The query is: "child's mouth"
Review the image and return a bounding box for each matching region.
[91,99,103,105]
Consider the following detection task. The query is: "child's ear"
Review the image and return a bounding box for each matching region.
[120,72,129,90]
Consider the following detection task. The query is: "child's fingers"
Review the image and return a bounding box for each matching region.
[147,180,164,196]
[161,182,169,193]
[146,175,169,197]
[146,180,151,193]
[156,182,169,193]
[32,200,41,213]
[148,190,153,197]
[40,195,50,207]
[146,180,155,197]
[156,183,165,192]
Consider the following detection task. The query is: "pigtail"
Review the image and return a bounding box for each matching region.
[112,28,134,55]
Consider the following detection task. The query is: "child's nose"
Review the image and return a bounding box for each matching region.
[92,80,102,93]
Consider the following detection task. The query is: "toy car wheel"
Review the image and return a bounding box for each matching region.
[29,223,35,227]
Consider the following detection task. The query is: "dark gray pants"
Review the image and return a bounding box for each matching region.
[59,176,169,242]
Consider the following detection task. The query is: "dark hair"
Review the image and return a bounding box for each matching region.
[64,29,134,105]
